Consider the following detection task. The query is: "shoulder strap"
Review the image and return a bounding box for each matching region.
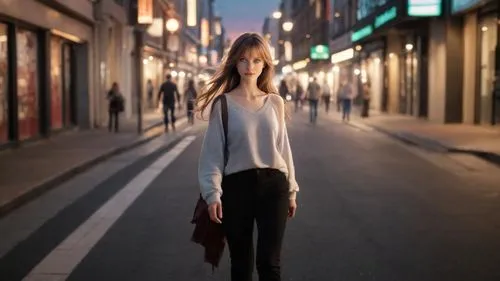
[210,95,229,167]
[220,95,229,167]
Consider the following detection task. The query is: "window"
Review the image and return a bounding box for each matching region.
[357,0,388,20]
[0,24,8,143]
[50,36,63,129]
[17,29,39,140]
[63,44,73,126]
[479,16,498,124]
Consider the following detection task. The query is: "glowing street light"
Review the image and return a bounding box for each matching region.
[282,21,293,32]
[166,18,180,33]
[273,11,282,19]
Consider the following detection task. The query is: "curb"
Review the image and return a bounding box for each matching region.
[355,121,500,168]
[0,118,185,218]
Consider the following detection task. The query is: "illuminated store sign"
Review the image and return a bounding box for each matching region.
[451,0,485,13]
[408,0,442,16]
[310,45,330,60]
[351,25,373,42]
[374,6,397,28]
[331,48,354,64]
[137,0,153,24]
[187,0,197,26]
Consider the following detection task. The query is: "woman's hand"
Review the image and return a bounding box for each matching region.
[208,202,223,224]
[288,199,297,218]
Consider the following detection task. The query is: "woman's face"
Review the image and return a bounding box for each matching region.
[236,48,265,82]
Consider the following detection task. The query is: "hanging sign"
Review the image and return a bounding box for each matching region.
[138,0,153,24]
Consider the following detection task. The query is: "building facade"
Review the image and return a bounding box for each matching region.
[452,0,500,125]
[0,0,96,147]
[277,0,330,95]
[328,0,499,125]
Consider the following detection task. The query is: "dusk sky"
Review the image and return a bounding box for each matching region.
[215,0,281,41]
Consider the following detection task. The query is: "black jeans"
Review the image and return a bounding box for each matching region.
[221,168,290,281]
[309,99,319,123]
[108,110,119,132]
[162,104,176,127]
[323,95,331,113]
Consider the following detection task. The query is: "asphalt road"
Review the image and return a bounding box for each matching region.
[1,109,500,281]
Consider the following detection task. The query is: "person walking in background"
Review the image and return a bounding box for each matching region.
[197,32,299,281]
[279,79,289,101]
[106,82,124,133]
[361,82,371,118]
[146,79,154,108]
[339,79,354,122]
[322,80,331,114]
[306,77,321,124]
[157,74,181,132]
[183,79,197,125]
[294,83,304,112]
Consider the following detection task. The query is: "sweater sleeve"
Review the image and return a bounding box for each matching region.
[198,100,225,205]
[274,96,299,200]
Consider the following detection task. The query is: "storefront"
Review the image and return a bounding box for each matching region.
[143,49,165,111]
[349,0,439,115]
[329,32,354,101]
[0,0,94,147]
[357,41,386,112]
[454,0,499,125]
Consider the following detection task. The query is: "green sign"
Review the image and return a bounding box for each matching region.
[452,0,483,13]
[310,45,329,60]
[351,25,373,42]
[374,6,397,28]
[408,0,442,16]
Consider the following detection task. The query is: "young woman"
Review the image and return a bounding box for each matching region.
[197,32,299,281]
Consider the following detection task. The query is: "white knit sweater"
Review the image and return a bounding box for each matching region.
[198,94,299,205]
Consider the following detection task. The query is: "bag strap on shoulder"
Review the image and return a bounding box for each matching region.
[210,95,229,167]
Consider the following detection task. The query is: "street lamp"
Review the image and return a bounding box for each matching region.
[166,18,180,33]
[273,11,282,19]
[282,21,293,32]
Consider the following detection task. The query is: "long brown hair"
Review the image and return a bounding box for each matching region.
[196,33,278,119]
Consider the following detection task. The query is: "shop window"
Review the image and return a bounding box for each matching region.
[479,16,498,125]
[0,24,8,143]
[50,36,63,129]
[357,0,388,20]
[17,29,39,140]
[63,44,73,126]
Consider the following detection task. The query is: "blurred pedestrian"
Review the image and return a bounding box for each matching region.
[184,79,197,125]
[294,83,304,112]
[361,82,371,118]
[146,79,154,108]
[322,80,331,114]
[307,77,321,124]
[158,74,181,132]
[279,79,289,101]
[338,79,354,121]
[107,82,124,132]
[197,32,299,281]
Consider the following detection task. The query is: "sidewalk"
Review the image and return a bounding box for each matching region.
[0,110,187,217]
[350,113,500,166]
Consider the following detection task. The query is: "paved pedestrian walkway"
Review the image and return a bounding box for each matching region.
[359,115,500,154]
[0,110,187,216]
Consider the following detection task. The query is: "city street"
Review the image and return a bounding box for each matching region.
[1,109,500,281]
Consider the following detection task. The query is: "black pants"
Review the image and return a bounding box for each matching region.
[221,168,289,281]
[162,104,176,128]
[323,95,331,113]
[108,111,119,132]
[361,99,370,118]
[187,101,195,125]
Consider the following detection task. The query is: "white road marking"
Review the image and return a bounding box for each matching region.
[23,136,197,281]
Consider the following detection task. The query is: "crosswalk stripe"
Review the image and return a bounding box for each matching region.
[23,136,197,281]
